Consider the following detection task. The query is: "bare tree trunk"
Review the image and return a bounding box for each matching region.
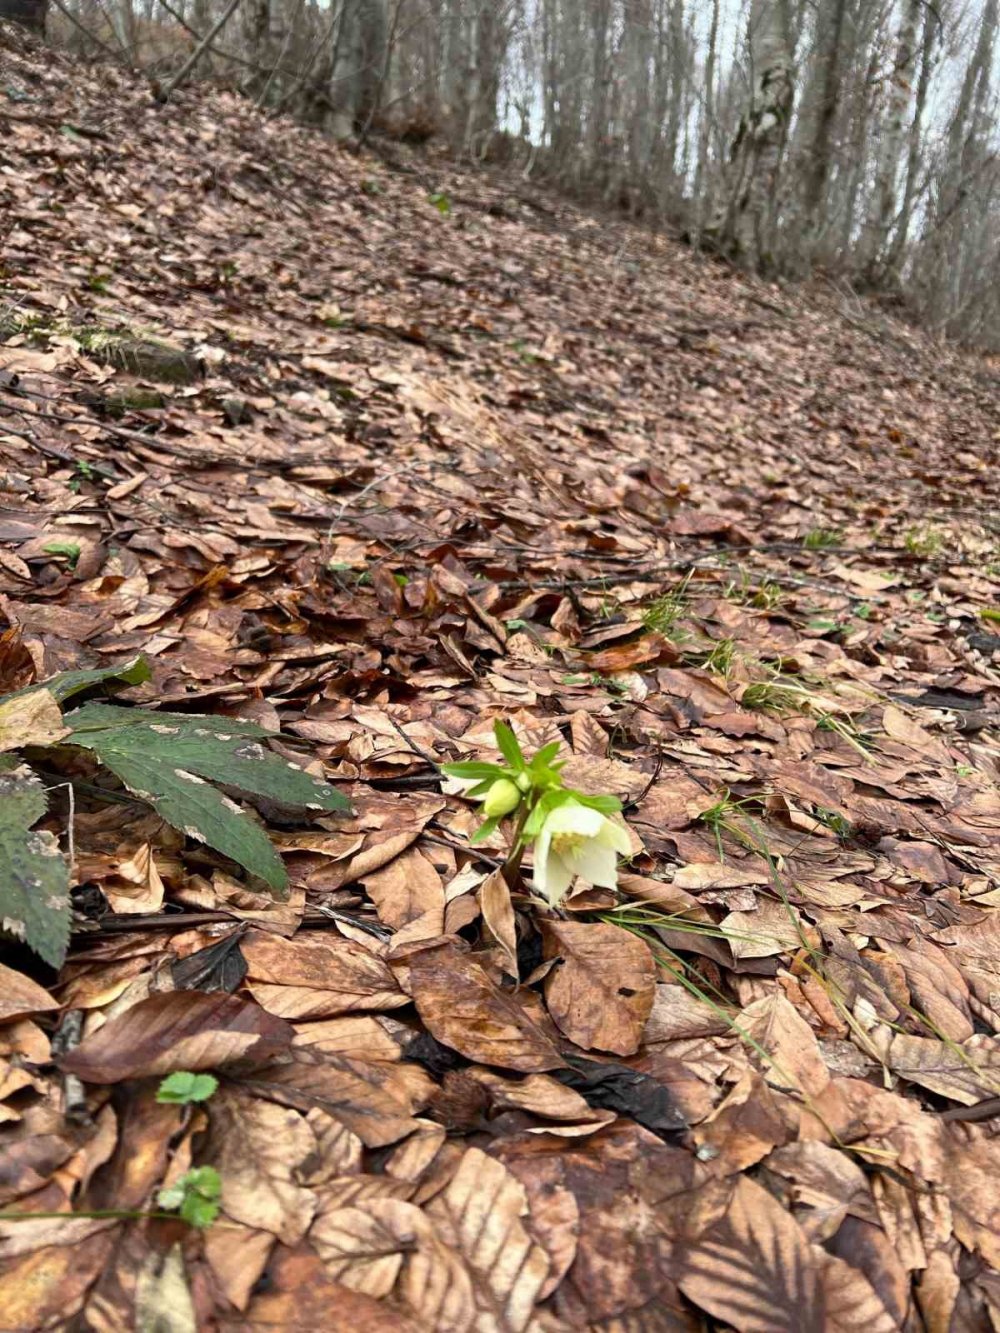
[692,0,720,245]
[718,0,794,270]
[857,0,920,279]
[885,1,938,278]
[327,0,387,138]
[798,0,846,260]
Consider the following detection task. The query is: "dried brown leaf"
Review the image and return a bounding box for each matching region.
[312,1197,426,1297]
[58,991,293,1082]
[0,961,58,1023]
[244,1047,431,1148]
[887,1032,1000,1105]
[207,1088,317,1243]
[404,940,564,1072]
[242,929,407,1018]
[541,920,656,1056]
[414,1147,550,1331]
[479,868,519,979]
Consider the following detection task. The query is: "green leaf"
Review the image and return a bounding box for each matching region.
[0,756,71,967]
[64,702,269,736]
[523,787,574,838]
[65,706,349,892]
[440,761,507,781]
[528,741,562,772]
[43,540,81,568]
[5,655,151,706]
[156,1071,219,1105]
[181,1190,221,1229]
[470,816,500,845]
[493,720,526,772]
[566,791,623,815]
[158,1165,221,1229]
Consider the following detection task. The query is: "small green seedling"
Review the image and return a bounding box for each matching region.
[43,541,81,569]
[156,1071,219,1105]
[802,528,842,551]
[157,1166,222,1229]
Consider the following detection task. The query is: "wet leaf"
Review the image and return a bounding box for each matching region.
[0,757,71,967]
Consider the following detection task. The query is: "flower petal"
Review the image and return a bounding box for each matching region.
[565,840,618,889]
[543,801,605,838]
[596,816,632,856]
[540,852,576,905]
[533,821,554,898]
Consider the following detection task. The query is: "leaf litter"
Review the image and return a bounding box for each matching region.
[4,22,1000,1330]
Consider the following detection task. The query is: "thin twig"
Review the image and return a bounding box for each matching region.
[159,0,243,100]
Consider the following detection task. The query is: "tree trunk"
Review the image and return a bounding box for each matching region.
[718,0,794,270]
[857,0,920,280]
[885,1,937,278]
[328,0,387,139]
[798,0,847,259]
[691,0,720,245]
[0,0,47,31]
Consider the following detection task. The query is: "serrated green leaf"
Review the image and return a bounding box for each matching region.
[158,1165,221,1228]
[64,706,348,892]
[66,740,288,889]
[5,656,151,706]
[181,1191,221,1228]
[65,702,270,736]
[66,706,347,813]
[0,757,71,967]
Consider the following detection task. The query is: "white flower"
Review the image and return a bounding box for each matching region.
[533,799,631,905]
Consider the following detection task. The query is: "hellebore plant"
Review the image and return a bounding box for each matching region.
[442,720,628,905]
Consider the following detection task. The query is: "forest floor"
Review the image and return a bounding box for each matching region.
[4,22,1000,1332]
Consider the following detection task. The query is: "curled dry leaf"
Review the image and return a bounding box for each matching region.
[222,1247,423,1332]
[244,1048,431,1148]
[541,920,656,1057]
[720,897,804,960]
[478,868,519,979]
[0,960,58,1023]
[0,1227,117,1329]
[311,1197,426,1297]
[673,1176,827,1333]
[0,687,68,751]
[58,990,293,1082]
[361,847,445,939]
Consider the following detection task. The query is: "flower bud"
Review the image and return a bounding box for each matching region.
[515,772,531,793]
[482,777,521,818]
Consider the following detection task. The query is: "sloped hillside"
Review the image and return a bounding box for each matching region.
[4,22,1000,1330]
